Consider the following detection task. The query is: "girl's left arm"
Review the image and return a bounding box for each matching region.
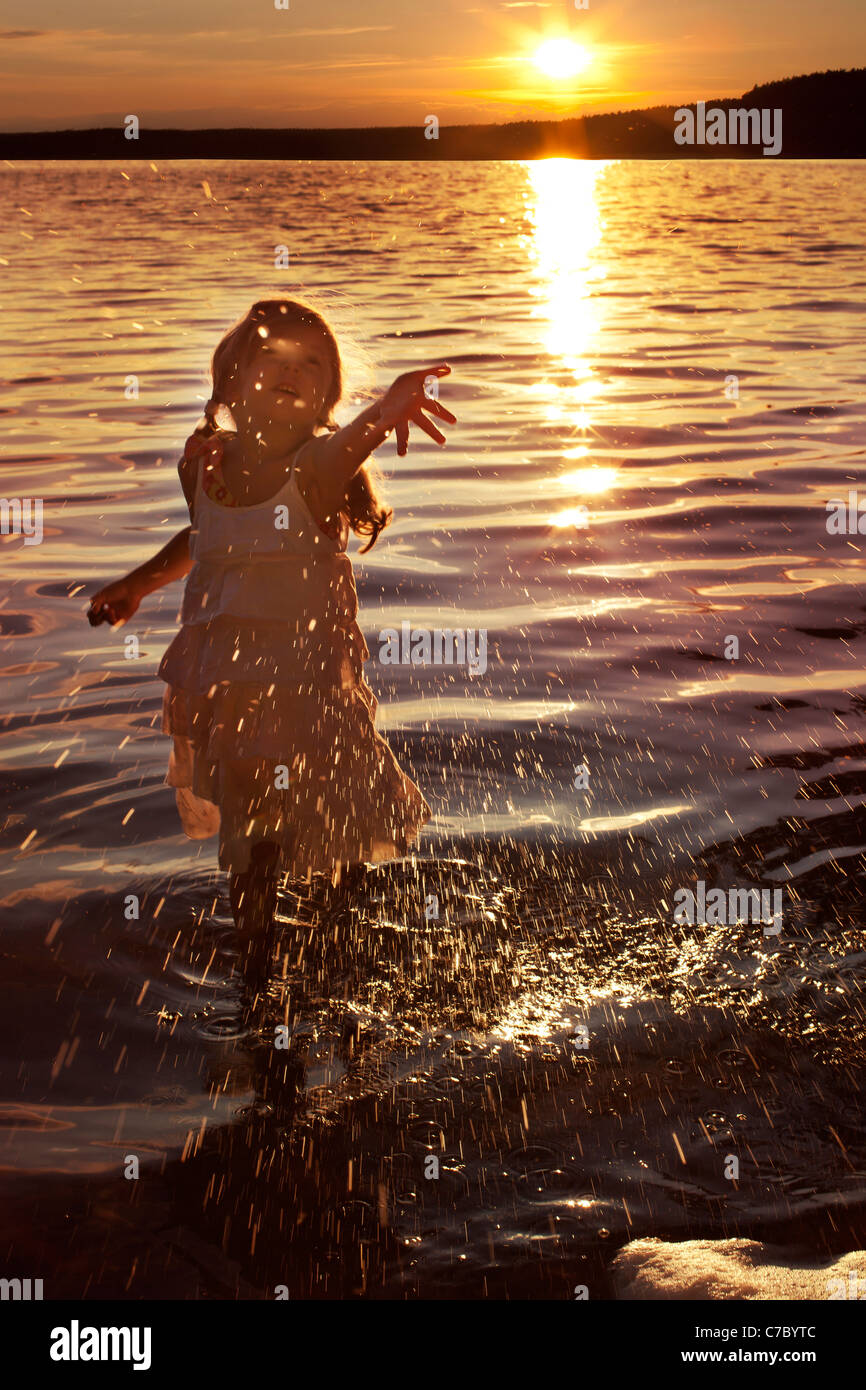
[87,526,191,626]
[312,364,456,509]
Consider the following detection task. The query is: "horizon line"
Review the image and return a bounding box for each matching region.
[1,66,861,138]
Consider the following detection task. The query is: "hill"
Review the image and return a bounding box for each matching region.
[0,68,863,159]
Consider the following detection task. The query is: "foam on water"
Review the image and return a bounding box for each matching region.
[611,1238,866,1300]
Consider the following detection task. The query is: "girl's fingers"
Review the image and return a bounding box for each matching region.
[410,410,446,445]
[395,419,410,456]
[411,364,450,385]
[425,399,457,424]
[88,601,118,627]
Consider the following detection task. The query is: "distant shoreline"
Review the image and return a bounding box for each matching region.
[1,68,863,160]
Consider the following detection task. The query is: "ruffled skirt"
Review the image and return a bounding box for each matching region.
[158,617,431,876]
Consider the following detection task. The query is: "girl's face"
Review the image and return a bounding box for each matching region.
[235,321,333,430]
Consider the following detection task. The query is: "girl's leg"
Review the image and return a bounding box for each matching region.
[332,860,367,893]
[230,839,281,1010]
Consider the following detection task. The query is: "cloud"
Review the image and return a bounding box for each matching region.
[0,24,394,53]
[268,55,404,72]
[275,26,395,37]
[182,25,396,40]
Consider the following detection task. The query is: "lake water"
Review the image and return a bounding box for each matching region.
[2,158,866,1298]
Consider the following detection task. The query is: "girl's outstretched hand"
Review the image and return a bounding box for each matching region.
[87,577,142,627]
[376,364,456,457]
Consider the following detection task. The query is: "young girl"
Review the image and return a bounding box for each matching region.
[88,298,455,1013]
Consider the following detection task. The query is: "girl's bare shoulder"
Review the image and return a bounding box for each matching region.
[178,430,227,514]
[293,434,344,532]
[178,437,201,514]
[291,432,331,490]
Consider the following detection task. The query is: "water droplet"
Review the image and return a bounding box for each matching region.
[515,1166,585,1202]
[505,1144,559,1171]
[235,1099,274,1121]
[701,1110,730,1133]
[717,1048,750,1068]
[408,1121,446,1151]
[196,1015,247,1040]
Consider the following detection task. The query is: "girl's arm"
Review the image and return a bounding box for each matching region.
[87,526,192,626]
[129,525,193,594]
[88,447,199,626]
[310,363,456,513]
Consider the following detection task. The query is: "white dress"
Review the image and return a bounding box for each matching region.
[158,428,431,876]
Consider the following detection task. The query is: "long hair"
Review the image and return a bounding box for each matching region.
[193,298,391,553]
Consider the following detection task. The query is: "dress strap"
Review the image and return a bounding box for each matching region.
[183,430,217,462]
[183,432,234,506]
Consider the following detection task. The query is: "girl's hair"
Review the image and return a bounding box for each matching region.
[193,298,391,553]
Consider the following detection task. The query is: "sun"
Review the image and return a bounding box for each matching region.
[532,38,592,80]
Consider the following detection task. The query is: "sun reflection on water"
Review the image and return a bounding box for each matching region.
[523,157,610,381]
[523,158,615,526]
[558,465,618,494]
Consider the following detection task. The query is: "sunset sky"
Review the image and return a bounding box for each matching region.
[1,0,864,131]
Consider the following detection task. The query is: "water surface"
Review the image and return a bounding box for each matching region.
[2,158,865,1297]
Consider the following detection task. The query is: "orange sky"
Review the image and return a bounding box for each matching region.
[0,0,864,130]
